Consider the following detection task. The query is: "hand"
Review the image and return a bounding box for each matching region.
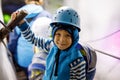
[11,11,18,21]
[11,10,26,25]
[29,69,44,80]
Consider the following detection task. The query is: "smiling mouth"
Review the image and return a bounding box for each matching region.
[59,43,66,46]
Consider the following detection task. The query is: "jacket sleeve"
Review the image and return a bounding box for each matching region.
[18,22,52,52]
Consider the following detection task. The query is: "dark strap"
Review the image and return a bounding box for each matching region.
[76,43,97,71]
[54,49,60,76]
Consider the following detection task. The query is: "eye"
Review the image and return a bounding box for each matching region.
[65,34,71,38]
[55,33,61,36]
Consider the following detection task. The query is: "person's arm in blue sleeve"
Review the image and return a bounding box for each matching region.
[18,21,28,31]
[7,29,20,54]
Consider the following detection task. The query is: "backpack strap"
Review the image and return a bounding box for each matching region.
[76,43,97,71]
[81,44,96,71]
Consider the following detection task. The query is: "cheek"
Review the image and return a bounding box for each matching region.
[53,38,56,43]
[53,36,57,43]
[67,38,72,45]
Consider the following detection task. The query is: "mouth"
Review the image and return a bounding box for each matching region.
[58,43,66,48]
[59,43,66,46]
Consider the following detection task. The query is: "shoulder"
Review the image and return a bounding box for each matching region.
[37,10,52,18]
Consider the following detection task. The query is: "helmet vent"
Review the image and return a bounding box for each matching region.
[68,12,71,15]
[66,10,69,12]
[70,19,72,22]
[61,9,64,12]
[66,10,71,15]
[58,11,61,13]
[74,12,78,18]
[58,9,64,13]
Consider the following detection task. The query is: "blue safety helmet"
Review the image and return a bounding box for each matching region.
[50,6,80,31]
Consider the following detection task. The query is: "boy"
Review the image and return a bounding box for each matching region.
[11,6,96,80]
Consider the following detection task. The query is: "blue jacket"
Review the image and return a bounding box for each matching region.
[18,22,93,80]
[8,4,52,68]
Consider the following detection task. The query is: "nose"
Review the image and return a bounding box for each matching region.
[59,35,66,42]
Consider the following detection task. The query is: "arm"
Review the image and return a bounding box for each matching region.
[20,23,50,80]
[28,48,47,80]
[18,21,52,52]
[11,11,52,52]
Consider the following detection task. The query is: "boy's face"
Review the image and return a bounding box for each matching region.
[54,29,72,50]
